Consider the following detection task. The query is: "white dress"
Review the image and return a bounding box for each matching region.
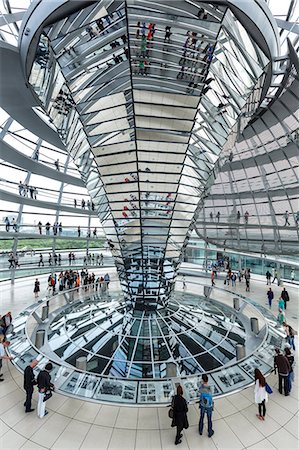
[254,380,268,404]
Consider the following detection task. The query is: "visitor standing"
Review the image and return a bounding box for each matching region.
[244,211,249,224]
[284,347,294,393]
[172,385,189,445]
[244,269,250,292]
[45,222,50,235]
[281,288,289,310]
[54,159,60,171]
[274,348,290,396]
[254,368,268,421]
[33,279,40,298]
[104,273,110,289]
[231,272,237,287]
[216,211,220,223]
[37,363,54,418]
[23,359,38,412]
[29,186,35,199]
[37,221,42,235]
[267,288,274,309]
[4,217,10,232]
[0,337,13,382]
[211,271,215,286]
[290,269,295,281]
[78,226,81,237]
[198,374,214,437]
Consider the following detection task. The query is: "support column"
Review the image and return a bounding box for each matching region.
[76,356,87,371]
[35,330,45,349]
[236,344,246,360]
[250,317,259,334]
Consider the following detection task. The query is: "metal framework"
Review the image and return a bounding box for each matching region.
[0,0,297,281]
[22,0,279,309]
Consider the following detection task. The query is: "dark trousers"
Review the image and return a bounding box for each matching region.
[175,425,183,444]
[25,387,33,411]
[258,400,266,417]
[199,406,213,436]
[278,374,289,395]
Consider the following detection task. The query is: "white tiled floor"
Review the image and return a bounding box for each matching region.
[0,274,298,449]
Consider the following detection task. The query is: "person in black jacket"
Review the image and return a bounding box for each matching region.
[274,348,290,396]
[23,359,38,412]
[37,362,54,418]
[172,385,189,445]
[281,288,289,310]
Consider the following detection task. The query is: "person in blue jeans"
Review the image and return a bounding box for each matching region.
[198,374,214,438]
[267,288,274,308]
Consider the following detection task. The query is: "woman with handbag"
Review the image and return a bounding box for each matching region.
[171,385,189,445]
[254,369,268,421]
[37,362,54,418]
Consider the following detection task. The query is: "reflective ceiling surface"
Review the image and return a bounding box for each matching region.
[23,0,279,308]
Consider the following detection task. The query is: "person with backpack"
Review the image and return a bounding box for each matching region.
[37,362,54,418]
[198,374,214,438]
[282,322,296,351]
[171,384,189,445]
[254,368,268,421]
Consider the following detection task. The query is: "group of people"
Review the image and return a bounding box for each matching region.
[212,267,252,291]
[7,252,20,269]
[273,346,295,397]
[171,375,214,445]
[4,217,18,232]
[74,198,95,210]
[83,252,104,266]
[36,269,111,296]
[38,252,62,267]
[209,210,250,224]
[207,210,299,226]
[283,210,299,226]
[266,286,295,339]
[18,181,38,199]
[171,338,296,446]
[265,268,283,286]
[77,225,98,238]
[23,359,54,417]
[43,221,63,236]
